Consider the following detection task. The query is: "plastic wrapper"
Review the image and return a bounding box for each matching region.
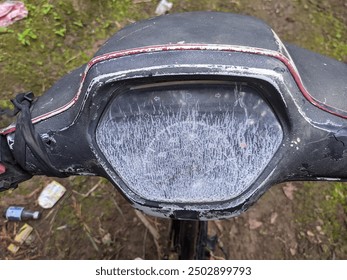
[38,181,66,209]
[0,1,28,27]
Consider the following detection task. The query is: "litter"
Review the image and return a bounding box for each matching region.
[7,223,33,254]
[3,206,41,221]
[155,0,173,16]
[0,1,28,27]
[38,181,66,209]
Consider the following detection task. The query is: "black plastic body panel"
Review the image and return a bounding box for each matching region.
[29,65,86,131]
[95,12,284,56]
[286,44,347,117]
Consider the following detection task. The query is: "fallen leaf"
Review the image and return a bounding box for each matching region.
[317,236,322,244]
[101,233,112,246]
[290,247,297,256]
[282,183,298,200]
[307,230,315,237]
[249,218,263,230]
[270,212,278,224]
[290,242,298,256]
[56,225,68,231]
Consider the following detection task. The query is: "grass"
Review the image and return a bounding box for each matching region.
[303,10,347,61]
[0,0,140,99]
[296,182,347,258]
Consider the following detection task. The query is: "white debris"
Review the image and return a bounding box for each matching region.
[155,0,173,15]
[38,181,66,209]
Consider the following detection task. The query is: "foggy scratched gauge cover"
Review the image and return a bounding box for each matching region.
[96,82,283,203]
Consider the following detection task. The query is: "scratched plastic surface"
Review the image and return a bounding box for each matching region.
[96,82,283,203]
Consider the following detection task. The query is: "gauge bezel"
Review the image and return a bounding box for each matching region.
[90,73,289,220]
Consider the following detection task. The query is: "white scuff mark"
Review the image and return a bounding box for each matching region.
[290,139,300,150]
[6,134,15,150]
[100,63,283,85]
[316,177,341,181]
[296,104,342,132]
[278,79,341,132]
[59,169,97,176]
[272,30,290,58]
[271,29,299,74]
[117,24,152,42]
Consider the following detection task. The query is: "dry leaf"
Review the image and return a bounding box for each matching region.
[307,230,315,237]
[249,218,263,230]
[289,242,298,256]
[282,183,297,200]
[290,247,297,256]
[316,226,325,235]
[102,233,112,246]
[270,212,278,224]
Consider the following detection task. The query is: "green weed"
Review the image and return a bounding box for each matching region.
[17,28,37,45]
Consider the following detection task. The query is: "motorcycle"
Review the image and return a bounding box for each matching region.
[0,12,346,259]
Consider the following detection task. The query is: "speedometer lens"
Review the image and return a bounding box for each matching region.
[96,82,282,203]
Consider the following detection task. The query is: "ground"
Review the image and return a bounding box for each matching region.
[0,0,347,260]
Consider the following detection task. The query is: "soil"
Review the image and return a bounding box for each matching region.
[0,178,345,260]
[0,0,346,260]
